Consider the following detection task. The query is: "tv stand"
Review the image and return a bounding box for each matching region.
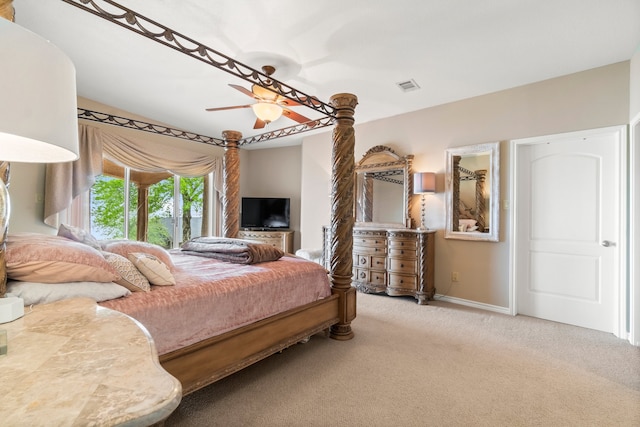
[237,229,294,254]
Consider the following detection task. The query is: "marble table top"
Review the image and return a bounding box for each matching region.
[0,297,182,426]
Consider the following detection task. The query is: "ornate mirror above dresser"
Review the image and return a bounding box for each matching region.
[354,145,414,228]
[444,141,500,242]
[324,145,436,305]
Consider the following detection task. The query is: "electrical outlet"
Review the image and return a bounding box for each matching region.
[451,271,459,282]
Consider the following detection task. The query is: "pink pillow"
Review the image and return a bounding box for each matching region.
[100,240,175,271]
[57,223,101,250]
[6,233,120,283]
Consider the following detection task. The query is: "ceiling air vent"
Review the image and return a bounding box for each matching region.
[396,79,420,92]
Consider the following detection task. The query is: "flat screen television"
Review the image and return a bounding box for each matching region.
[241,197,290,230]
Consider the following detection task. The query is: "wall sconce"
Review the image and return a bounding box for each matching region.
[0,15,80,321]
[413,172,436,230]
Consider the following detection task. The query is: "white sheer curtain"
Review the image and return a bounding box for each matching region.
[45,124,223,228]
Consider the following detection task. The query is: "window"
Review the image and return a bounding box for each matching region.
[90,160,212,248]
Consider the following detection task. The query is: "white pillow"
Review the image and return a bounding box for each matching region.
[102,252,151,292]
[127,252,176,286]
[6,281,131,305]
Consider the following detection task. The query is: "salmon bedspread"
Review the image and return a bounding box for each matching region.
[99,251,331,355]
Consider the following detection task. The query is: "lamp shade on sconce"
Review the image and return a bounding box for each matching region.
[413,172,436,194]
[0,18,79,163]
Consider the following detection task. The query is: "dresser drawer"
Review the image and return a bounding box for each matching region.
[388,238,417,250]
[354,254,386,270]
[353,233,387,248]
[388,257,417,274]
[388,247,416,258]
[388,273,417,290]
[353,244,386,256]
[237,230,294,253]
[354,268,386,285]
[259,238,283,248]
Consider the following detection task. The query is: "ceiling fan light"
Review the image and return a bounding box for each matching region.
[251,102,283,123]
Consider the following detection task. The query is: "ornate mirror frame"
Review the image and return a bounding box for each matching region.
[355,145,414,228]
[445,141,500,242]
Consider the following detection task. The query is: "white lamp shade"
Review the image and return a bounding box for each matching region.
[414,172,436,194]
[0,19,79,163]
[251,102,283,123]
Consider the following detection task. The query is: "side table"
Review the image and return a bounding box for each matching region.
[0,297,181,426]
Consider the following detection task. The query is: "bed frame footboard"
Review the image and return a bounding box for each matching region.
[159,294,340,395]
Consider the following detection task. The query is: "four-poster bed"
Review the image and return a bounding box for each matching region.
[0,0,357,397]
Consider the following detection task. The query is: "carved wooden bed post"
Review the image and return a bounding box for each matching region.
[0,0,13,22]
[222,130,241,238]
[362,172,374,222]
[328,93,358,340]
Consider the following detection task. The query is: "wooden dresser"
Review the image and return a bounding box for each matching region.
[237,229,294,253]
[323,226,435,304]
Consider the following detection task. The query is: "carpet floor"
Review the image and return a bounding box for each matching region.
[165,293,640,426]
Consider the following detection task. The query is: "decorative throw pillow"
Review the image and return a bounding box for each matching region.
[7,280,131,305]
[57,223,101,250]
[100,240,175,271]
[6,233,120,283]
[102,251,151,292]
[127,252,176,286]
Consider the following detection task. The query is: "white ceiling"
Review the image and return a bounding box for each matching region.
[14,0,640,149]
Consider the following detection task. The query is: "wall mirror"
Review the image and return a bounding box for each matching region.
[355,145,413,228]
[445,142,500,241]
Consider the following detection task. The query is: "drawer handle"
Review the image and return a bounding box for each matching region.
[400,263,404,268]
[360,258,366,264]
[400,250,404,254]
[360,272,366,279]
[376,260,382,265]
[400,279,404,283]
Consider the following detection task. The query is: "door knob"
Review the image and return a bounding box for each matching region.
[601,240,616,247]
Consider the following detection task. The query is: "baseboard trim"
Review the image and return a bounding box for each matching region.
[433,294,511,316]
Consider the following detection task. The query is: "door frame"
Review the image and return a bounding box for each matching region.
[508,125,630,341]
[630,112,640,346]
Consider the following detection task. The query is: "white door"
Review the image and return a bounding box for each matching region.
[513,127,624,333]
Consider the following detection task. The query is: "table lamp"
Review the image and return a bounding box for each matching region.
[0,15,80,322]
[413,172,436,230]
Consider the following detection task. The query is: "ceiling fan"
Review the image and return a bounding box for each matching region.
[205,65,313,129]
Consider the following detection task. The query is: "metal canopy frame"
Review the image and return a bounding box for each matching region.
[63,0,337,146]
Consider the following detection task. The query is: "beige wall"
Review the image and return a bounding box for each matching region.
[240,145,302,249]
[298,61,630,309]
[630,45,640,119]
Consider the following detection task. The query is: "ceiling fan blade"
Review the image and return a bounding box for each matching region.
[229,84,257,99]
[205,104,252,112]
[282,108,313,124]
[253,118,266,129]
[278,96,302,107]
